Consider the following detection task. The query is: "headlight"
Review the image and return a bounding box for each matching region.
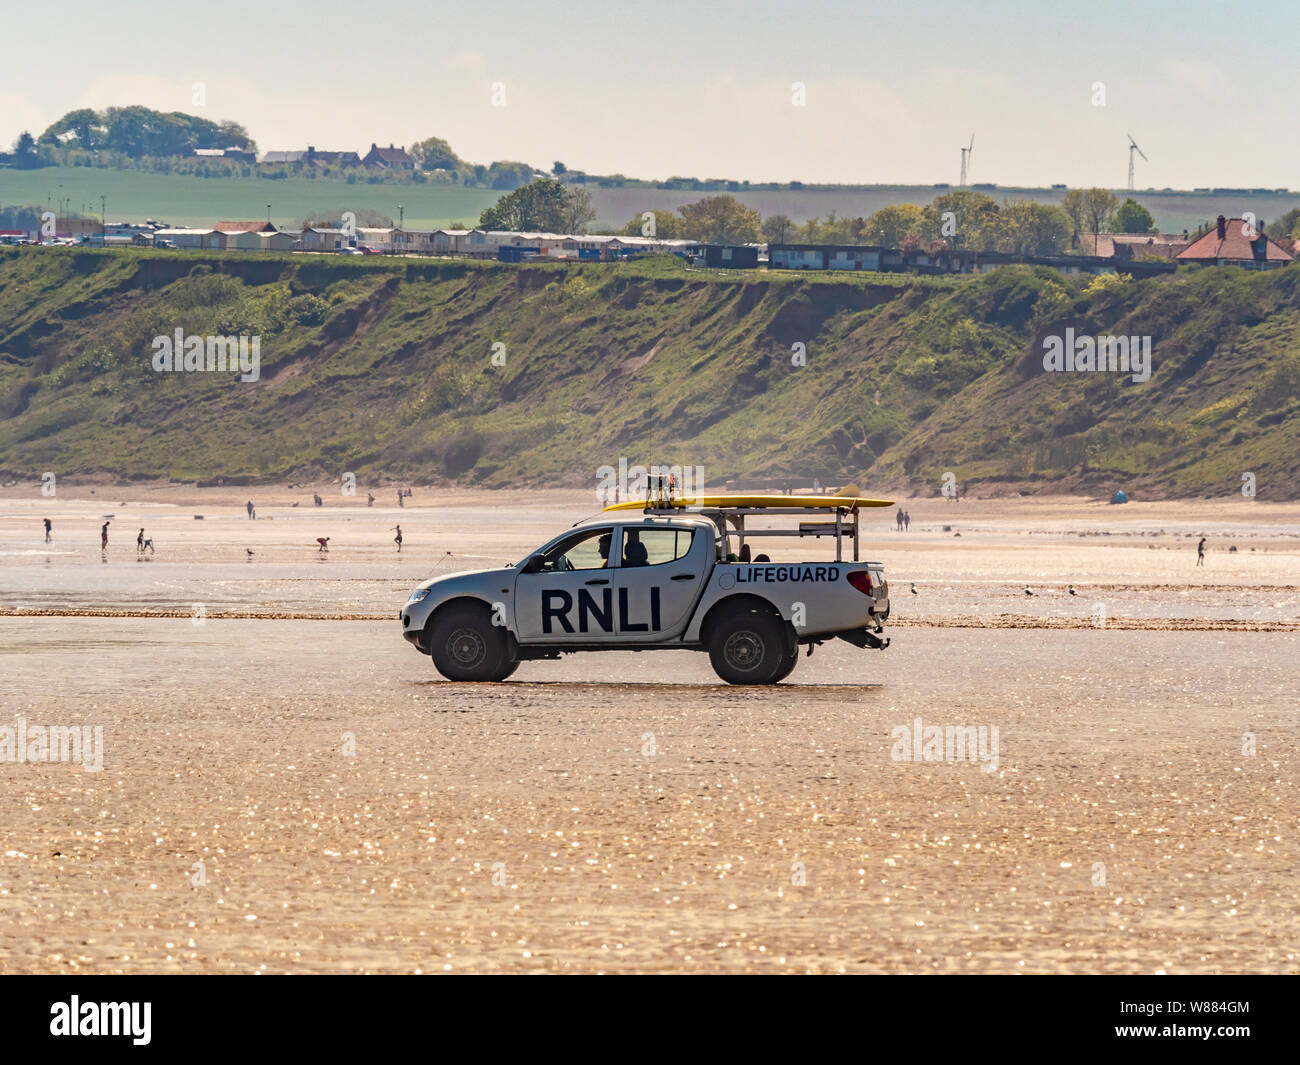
[407,587,431,603]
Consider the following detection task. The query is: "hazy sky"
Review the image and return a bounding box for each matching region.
[3,0,1297,188]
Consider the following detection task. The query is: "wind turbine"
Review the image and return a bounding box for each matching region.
[1127,134,1148,192]
[960,134,975,186]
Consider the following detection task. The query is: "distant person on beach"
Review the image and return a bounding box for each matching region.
[314,493,323,507]
[101,521,110,551]
[1197,537,1206,566]
[137,528,145,553]
[904,511,911,531]
[246,501,255,520]
[43,518,51,543]
[367,492,375,507]
[896,508,904,531]
[397,491,404,508]
[393,525,403,552]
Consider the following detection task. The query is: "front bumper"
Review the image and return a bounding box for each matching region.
[401,607,429,652]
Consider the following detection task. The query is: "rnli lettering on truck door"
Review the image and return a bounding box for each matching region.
[542,587,662,634]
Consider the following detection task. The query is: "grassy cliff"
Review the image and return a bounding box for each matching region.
[1,247,1297,498]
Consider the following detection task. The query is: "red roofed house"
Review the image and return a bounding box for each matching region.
[1176,215,1293,269]
[362,143,415,170]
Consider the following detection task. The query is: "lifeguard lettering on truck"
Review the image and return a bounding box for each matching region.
[401,500,891,685]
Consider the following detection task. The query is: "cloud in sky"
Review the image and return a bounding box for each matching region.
[0,91,46,146]
[2,0,1297,188]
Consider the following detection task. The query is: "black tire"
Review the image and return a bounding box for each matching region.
[770,644,800,684]
[428,602,517,682]
[707,608,792,685]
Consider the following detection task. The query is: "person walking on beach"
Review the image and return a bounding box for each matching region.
[1197,537,1206,566]
[101,521,110,552]
[896,508,904,531]
[246,500,255,520]
[397,490,404,508]
[367,492,375,507]
[43,518,51,543]
[393,525,403,552]
[903,511,911,531]
[137,528,145,553]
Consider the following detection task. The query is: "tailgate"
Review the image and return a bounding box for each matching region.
[865,563,889,620]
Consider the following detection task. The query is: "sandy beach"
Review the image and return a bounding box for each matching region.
[1,485,1297,972]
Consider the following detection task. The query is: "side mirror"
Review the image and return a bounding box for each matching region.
[521,555,544,575]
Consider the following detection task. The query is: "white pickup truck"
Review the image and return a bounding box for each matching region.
[400,498,891,684]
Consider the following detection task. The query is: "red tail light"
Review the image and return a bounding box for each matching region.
[847,570,874,596]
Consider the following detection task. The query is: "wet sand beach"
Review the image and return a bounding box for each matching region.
[1,487,1297,972]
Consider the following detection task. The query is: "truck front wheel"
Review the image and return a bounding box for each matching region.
[708,609,791,685]
[428,603,517,682]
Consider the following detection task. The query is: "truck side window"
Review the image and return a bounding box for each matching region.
[622,528,694,567]
[537,528,614,572]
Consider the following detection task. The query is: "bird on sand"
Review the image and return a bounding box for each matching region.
[1068,584,1077,596]
[910,583,918,595]
[245,548,255,559]
[1024,585,1034,596]
[316,537,330,552]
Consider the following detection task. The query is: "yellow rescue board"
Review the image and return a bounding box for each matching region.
[603,494,894,512]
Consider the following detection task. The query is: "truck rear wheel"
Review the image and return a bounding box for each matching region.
[708,609,791,685]
[428,603,517,682]
[770,644,800,684]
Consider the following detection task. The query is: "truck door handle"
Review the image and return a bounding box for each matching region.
[670,574,693,581]
[585,578,609,586]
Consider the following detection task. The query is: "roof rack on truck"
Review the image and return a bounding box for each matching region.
[601,484,894,563]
